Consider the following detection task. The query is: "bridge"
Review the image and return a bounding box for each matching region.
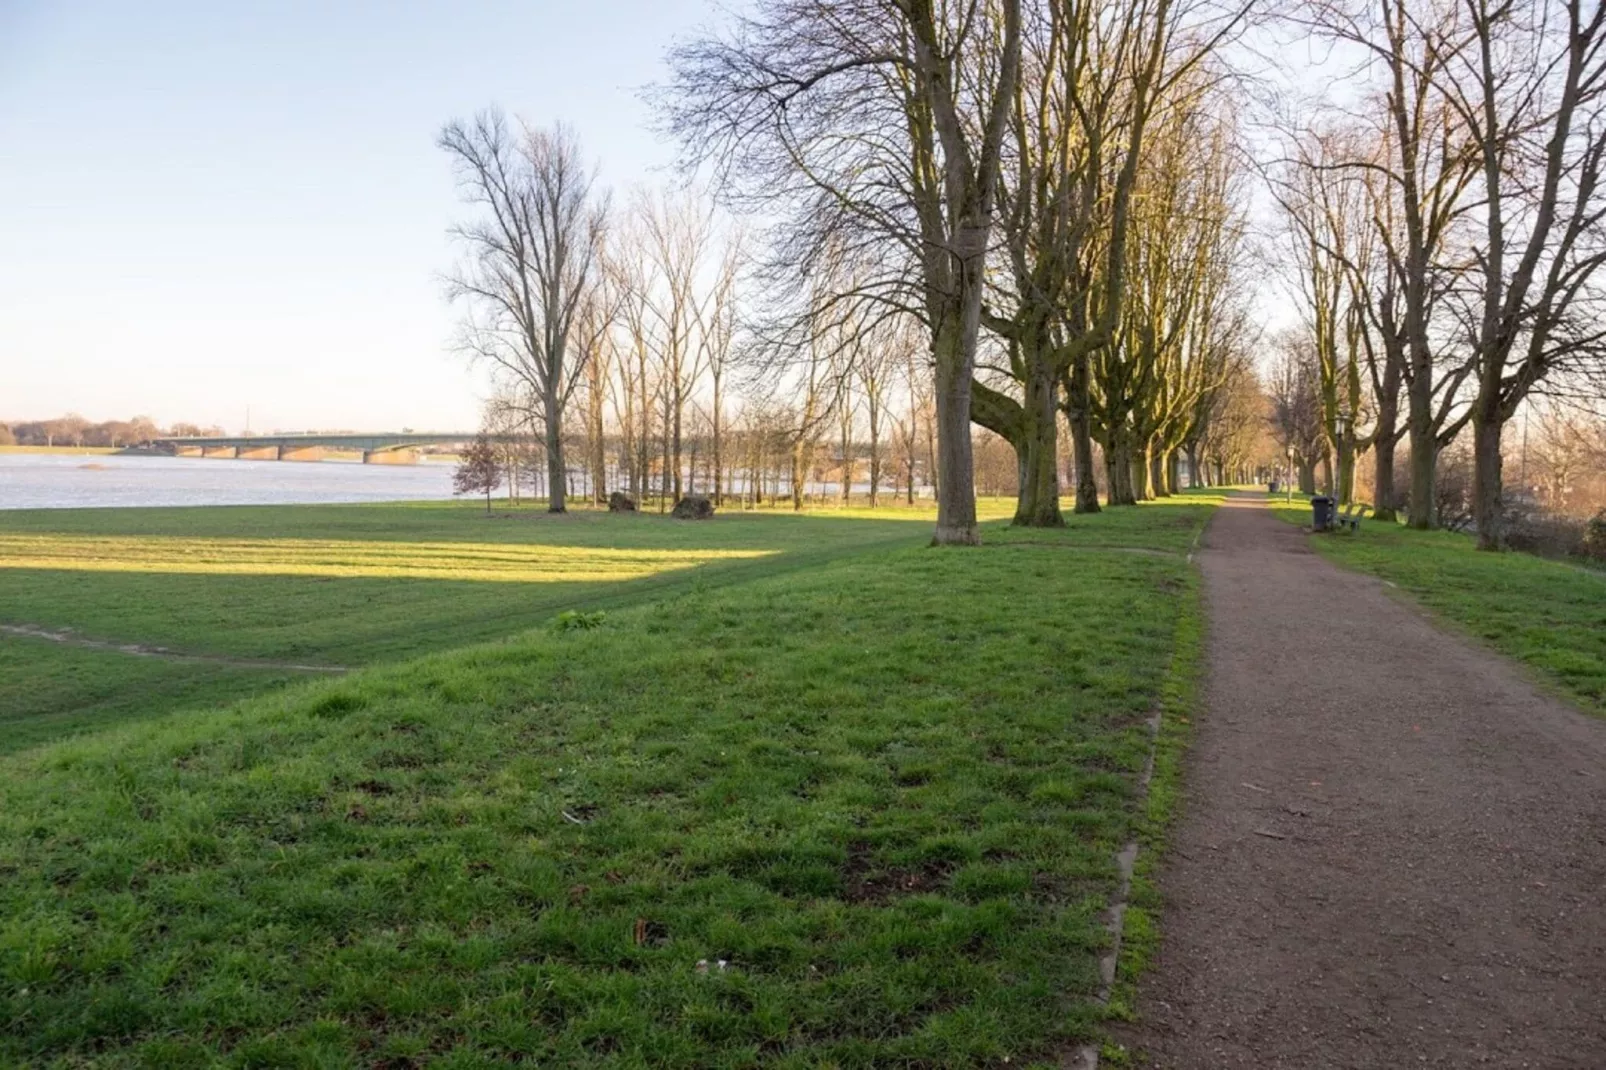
[156,432,500,465]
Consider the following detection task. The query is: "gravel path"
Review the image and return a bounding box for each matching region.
[1124,491,1606,1069]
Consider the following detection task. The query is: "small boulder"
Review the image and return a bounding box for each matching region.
[608,491,638,513]
[670,495,715,520]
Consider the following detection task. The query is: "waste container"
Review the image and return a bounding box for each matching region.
[1268,480,1280,494]
[1311,495,1336,532]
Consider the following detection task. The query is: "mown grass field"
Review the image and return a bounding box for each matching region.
[1271,498,1606,716]
[0,493,1216,1067]
[0,501,992,751]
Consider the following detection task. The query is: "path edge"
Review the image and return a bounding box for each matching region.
[1070,512,1211,1068]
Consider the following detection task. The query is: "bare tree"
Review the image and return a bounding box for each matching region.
[660,0,1024,544]
[696,231,744,506]
[440,111,608,513]
[859,318,913,506]
[453,433,503,514]
[1297,0,1482,527]
[1442,0,1606,547]
[1269,331,1329,493]
[974,0,1252,523]
[1272,129,1379,505]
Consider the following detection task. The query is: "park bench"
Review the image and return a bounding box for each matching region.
[1334,502,1366,533]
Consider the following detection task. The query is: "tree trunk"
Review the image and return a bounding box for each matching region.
[1131,445,1151,501]
[1012,357,1064,527]
[1472,415,1505,551]
[931,319,980,544]
[1106,437,1137,506]
[868,420,881,508]
[1320,451,1335,497]
[545,395,567,514]
[1065,357,1100,514]
[712,378,723,507]
[1372,436,1398,522]
[1336,436,1356,506]
[1297,460,1317,495]
[1406,378,1437,529]
[672,388,684,501]
[840,419,852,506]
[1148,449,1168,498]
[791,437,807,512]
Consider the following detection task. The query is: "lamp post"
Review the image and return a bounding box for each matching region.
[1286,445,1294,504]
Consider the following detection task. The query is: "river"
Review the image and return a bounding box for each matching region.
[0,452,462,510]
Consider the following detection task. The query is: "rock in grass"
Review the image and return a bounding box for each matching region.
[671,495,715,520]
[608,491,638,513]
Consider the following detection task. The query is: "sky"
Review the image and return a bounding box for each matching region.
[0,0,719,433]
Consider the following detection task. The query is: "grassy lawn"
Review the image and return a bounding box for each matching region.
[0,495,1212,1067]
[1270,499,1606,716]
[0,501,1009,750]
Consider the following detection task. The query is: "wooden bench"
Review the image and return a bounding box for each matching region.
[1334,502,1368,533]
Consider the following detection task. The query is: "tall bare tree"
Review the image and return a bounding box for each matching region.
[1443,0,1606,547]
[1298,0,1481,528]
[440,112,608,513]
[660,0,1024,544]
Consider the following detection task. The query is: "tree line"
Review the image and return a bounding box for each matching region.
[0,415,223,449]
[443,0,1606,549]
[443,0,1264,540]
[1270,0,1606,548]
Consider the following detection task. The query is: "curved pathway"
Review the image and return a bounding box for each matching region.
[1126,492,1606,1068]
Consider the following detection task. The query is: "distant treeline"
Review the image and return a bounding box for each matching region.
[0,415,224,448]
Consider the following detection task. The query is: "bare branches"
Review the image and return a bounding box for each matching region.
[439,111,608,513]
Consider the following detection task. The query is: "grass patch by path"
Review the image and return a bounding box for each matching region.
[1270,500,1606,716]
[984,489,1224,554]
[0,520,1203,1067]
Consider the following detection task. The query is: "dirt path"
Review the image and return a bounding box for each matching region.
[0,624,348,674]
[1124,491,1606,1069]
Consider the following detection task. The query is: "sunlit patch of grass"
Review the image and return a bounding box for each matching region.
[0,536,1196,1068]
[0,534,772,583]
[0,494,1215,754]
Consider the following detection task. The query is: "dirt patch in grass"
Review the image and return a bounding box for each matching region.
[840,841,958,904]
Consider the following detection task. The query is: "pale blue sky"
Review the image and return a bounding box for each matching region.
[0,0,716,432]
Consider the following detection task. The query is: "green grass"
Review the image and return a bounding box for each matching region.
[0,495,1216,1067]
[1270,500,1606,715]
[0,501,1003,750]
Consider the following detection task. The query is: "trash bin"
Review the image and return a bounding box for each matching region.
[1311,495,1336,531]
[1268,480,1280,494]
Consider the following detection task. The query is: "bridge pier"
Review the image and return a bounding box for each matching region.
[237,446,278,461]
[363,449,420,465]
[277,446,326,462]
[202,446,238,459]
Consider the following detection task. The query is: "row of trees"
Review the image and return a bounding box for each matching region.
[0,415,223,448]
[445,0,1264,540]
[440,110,949,515]
[1273,0,1606,548]
[444,0,1606,550]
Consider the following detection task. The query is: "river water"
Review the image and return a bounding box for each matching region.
[0,453,461,510]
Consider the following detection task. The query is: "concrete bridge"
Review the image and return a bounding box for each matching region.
[156,432,503,465]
